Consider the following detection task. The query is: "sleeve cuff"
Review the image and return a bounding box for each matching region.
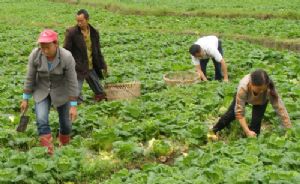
[70,101,78,106]
[23,93,32,100]
[217,57,223,63]
[192,60,200,65]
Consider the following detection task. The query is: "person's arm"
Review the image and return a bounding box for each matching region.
[24,49,38,94]
[270,93,292,128]
[21,49,38,113]
[96,31,107,74]
[192,56,207,81]
[235,88,256,137]
[65,54,79,122]
[63,29,73,51]
[220,59,229,82]
[238,117,257,137]
[195,65,207,81]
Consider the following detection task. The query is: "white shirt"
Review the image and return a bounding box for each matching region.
[191,36,223,65]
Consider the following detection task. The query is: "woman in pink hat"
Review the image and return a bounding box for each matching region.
[20,29,78,155]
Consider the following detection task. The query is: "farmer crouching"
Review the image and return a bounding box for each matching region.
[209,69,291,140]
[20,29,78,155]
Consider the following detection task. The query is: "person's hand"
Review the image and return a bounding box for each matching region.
[102,67,108,77]
[246,130,257,137]
[224,78,229,83]
[207,131,219,141]
[20,100,29,114]
[69,106,77,122]
[197,72,207,81]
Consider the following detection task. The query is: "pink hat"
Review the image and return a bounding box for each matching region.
[38,29,58,43]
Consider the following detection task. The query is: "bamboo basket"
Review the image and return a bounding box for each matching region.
[163,71,199,86]
[105,82,141,101]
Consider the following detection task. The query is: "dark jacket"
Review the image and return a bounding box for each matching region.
[63,24,106,80]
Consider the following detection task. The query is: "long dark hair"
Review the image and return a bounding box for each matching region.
[250,69,278,99]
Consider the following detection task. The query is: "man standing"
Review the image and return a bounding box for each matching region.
[64,9,107,103]
[189,35,229,82]
[20,29,78,155]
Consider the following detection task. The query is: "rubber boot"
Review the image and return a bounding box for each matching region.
[39,134,54,155]
[58,133,70,146]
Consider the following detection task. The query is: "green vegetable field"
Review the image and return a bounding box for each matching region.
[0,0,299,183]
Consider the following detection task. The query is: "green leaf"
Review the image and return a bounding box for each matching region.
[31,159,48,173]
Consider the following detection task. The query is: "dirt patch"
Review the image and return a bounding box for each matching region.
[175,30,300,53]
[51,0,300,20]
[231,35,300,53]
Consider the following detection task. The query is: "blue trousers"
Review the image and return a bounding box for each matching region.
[35,96,71,136]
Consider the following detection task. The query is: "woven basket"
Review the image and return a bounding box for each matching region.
[163,71,199,86]
[105,82,141,101]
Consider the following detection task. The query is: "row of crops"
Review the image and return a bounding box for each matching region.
[0,0,299,183]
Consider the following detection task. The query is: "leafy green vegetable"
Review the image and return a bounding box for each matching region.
[0,0,299,183]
